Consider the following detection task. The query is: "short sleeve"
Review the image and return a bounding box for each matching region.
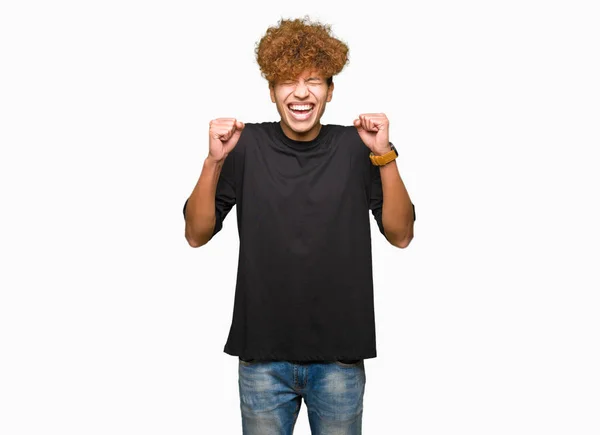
[212,154,236,237]
[369,164,386,236]
[183,153,237,239]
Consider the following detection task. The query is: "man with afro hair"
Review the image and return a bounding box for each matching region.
[183,16,415,434]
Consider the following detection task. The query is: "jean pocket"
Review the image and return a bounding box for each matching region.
[239,357,259,366]
[333,359,363,368]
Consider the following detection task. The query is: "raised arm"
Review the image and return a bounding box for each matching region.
[355,113,415,248]
[184,118,244,247]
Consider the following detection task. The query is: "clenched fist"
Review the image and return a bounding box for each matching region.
[208,118,245,162]
[353,113,391,155]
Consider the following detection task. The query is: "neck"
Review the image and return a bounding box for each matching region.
[280,121,322,142]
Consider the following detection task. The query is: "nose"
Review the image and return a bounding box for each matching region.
[293,81,309,99]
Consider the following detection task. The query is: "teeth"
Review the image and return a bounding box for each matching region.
[289,104,313,111]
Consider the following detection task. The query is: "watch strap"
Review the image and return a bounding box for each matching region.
[369,143,398,166]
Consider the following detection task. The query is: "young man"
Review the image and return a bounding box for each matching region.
[183,17,415,435]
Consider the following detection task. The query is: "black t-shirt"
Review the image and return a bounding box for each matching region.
[183,121,415,361]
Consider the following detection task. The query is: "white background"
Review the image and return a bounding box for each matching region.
[1,0,599,434]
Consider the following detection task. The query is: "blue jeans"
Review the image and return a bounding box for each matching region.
[238,358,366,435]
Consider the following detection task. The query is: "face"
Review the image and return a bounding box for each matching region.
[270,70,334,141]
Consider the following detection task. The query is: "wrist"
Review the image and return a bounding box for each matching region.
[372,144,392,156]
[205,155,225,168]
[369,142,398,166]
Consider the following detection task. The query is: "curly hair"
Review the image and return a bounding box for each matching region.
[255,17,349,85]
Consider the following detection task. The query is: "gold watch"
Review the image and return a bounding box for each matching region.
[369,143,398,166]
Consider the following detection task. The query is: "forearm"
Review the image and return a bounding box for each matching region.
[379,160,414,248]
[185,157,225,247]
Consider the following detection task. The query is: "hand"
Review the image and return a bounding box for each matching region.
[353,113,391,155]
[208,118,245,162]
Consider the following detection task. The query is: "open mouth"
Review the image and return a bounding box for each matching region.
[287,103,315,121]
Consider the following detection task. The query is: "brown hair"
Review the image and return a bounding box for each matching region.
[255,16,349,85]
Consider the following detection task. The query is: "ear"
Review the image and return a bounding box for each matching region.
[326,81,334,102]
[269,84,276,103]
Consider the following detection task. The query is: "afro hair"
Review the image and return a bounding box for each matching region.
[255,16,349,85]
